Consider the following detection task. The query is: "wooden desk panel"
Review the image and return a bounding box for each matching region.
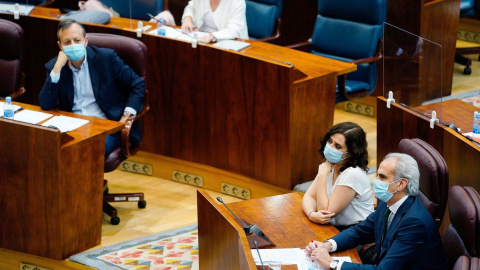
[198,189,360,269]
[1,7,355,190]
[0,103,123,260]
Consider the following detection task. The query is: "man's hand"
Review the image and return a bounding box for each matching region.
[198,34,212,44]
[52,51,69,74]
[181,17,196,34]
[305,240,332,257]
[311,247,333,269]
[309,210,335,224]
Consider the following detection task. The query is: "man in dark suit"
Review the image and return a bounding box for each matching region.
[39,19,145,157]
[305,153,447,270]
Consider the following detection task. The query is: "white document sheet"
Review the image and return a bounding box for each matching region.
[41,115,89,133]
[149,27,209,42]
[251,248,352,270]
[12,109,53,124]
[213,40,251,51]
[0,3,34,15]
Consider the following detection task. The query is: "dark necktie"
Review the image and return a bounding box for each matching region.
[381,208,391,246]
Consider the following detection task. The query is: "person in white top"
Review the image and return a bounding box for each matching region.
[181,0,249,43]
[302,122,374,229]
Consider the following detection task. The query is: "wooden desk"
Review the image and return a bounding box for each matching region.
[377,97,480,233]
[0,103,123,260]
[1,7,356,191]
[197,189,361,269]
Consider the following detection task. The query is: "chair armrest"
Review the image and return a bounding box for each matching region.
[120,89,150,157]
[9,73,26,100]
[9,86,25,100]
[358,242,377,264]
[37,0,55,7]
[286,40,311,52]
[351,39,383,65]
[256,19,282,43]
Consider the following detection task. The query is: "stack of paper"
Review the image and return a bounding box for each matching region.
[250,248,351,270]
[148,27,209,42]
[0,3,34,15]
[213,40,251,51]
[41,115,89,133]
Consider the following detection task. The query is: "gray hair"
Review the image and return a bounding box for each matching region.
[384,153,419,196]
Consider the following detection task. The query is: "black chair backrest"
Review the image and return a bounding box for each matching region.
[0,19,23,99]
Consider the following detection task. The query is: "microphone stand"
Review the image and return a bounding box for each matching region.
[254,240,266,270]
[217,197,253,234]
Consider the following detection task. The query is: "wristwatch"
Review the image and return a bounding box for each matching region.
[123,111,132,117]
[210,34,217,43]
[329,259,339,270]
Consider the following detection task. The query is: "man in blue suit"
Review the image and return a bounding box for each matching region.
[39,19,145,157]
[306,153,447,270]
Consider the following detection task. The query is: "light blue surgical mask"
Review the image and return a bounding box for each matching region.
[323,143,347,163]
[373,179,401,202]
[63,42,86,61]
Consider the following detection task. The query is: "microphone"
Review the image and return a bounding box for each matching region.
[217,197,253,234]
[146,13,197,39]
[254,240,266,270]
[399,103,461,133]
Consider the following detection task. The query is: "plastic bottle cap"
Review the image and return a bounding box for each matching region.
[6,96,11,102]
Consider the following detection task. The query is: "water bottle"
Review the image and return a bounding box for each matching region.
[157,18,167,36]
[473,111,480,134]
[3,96,14,119]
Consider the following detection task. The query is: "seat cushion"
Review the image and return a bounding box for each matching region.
[449,186,478,257]
[460,0,476,17]
[0,59,21,97]
[0,19,23,60]
[100,0,164,21]
[317,0,386,25]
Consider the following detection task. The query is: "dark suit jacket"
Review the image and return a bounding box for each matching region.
[38,45,145,143]
[332,196,447,270]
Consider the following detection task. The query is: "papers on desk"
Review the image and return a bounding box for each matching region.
[0,3,34,15]
[13,109,53,124]
[213,40,251,51]
[0,101,23,116]
[251,248,351,270]
[41,115,89,133]
[148,27,209,42]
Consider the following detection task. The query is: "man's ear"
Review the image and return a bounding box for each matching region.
[57,41,62,51]
[398,178,408,192]
[84,36,89,46]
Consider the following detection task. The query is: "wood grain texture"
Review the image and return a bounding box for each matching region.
[0,104,123,260]
[2,7,355,190]
[198,189,361,270]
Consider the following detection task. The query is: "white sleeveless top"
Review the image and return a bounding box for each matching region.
[326,166,374,226]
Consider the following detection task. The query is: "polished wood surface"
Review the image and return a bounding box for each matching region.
[377,97,480,234]
[1,7,355,190]
[0,103,123,260]
[198,189,361,270]
[374,0,461,105]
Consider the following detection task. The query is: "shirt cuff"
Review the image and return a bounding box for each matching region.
[50,70,60,83]
[124,107,137,116]
[338,260,344,270]
[326,239,337,252]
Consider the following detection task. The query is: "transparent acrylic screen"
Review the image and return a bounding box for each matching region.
[383,23,443,123]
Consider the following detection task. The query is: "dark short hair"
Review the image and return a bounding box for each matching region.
[57,19,86,41]
[319,122,369,172]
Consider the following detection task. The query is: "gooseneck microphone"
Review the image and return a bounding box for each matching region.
[254,240,266,270]
[217,197,253,234]
[400,103,460,132]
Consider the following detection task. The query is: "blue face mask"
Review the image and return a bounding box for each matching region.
[373,179,400,202]
[63,43,86,61]
[323,144,347,164]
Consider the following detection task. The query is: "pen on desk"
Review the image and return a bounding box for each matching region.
[311,240,317,249]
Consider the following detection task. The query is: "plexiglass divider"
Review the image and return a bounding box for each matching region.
[383,22,443,124]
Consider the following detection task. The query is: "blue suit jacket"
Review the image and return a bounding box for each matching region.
[332,196,447,270]
[39,45,145,143]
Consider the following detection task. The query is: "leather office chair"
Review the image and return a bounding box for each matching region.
[455,0,480,75]
[99,0,164,21]
[442,185,480,269]
[0,19,25,100]
[87,33,149,225]
[246,0,282,42]
[288,0,386,104]
[360,138,449,264]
